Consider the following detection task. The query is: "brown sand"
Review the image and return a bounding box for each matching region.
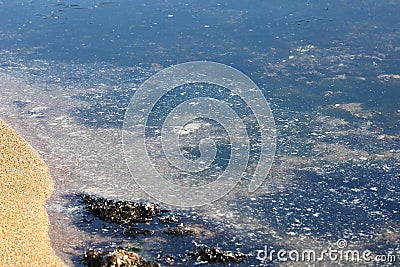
[0,118,65,266]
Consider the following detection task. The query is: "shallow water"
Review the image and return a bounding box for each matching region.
[1,1,399,266]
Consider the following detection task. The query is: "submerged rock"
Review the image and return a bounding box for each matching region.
[163,224,195,236]
[188,245,246,264]
[83,248,160,267]
[122,227,154,237]
[81,195,245,265]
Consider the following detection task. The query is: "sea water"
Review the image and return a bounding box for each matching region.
[0,1,399,266]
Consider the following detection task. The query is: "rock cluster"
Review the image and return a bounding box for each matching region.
[81,195,246,266]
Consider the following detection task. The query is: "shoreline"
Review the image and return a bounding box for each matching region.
[0,118,65,266]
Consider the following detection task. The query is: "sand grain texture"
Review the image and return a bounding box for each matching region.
[0,118,64,266]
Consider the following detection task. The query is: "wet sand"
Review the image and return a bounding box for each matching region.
[0,118,64,266]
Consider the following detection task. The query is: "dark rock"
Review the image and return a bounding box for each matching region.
[163,225,195,236]
[123,227,154,237]
[82,195,161,225]
[188,245,246,264]
[83,248,160,267]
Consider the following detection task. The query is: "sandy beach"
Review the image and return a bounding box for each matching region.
[0,118,64,266]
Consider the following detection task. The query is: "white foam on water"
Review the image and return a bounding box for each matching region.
[1,53,398,266]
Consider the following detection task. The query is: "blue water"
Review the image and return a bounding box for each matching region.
[1,0,399,266]
[0,1,397,65]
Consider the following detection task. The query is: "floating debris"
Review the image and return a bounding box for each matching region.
[83,248,160,267]
[188,245,246,264]
[12,99,31,108]
[295,44,316,53]
[294,17,323,26]
[81,195,162,225]
[333,102,374,118]
[377,74,400,81]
